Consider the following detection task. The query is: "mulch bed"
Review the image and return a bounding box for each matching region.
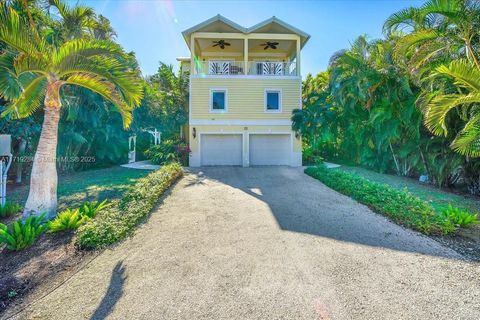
[0,230,96,317]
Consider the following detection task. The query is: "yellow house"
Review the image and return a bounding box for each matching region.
[179,15,309,167]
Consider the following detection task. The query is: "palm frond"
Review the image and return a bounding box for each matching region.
[450,112,480,157]
[435,59,480,91]
[0,53,23,100]
[425,93,480,135]
[0,3,42,54]
[55,54,143,107]
[64,73,134,128]
[52,39,124,66]
[393,29,439,60]
[383,7,421,34]
[1,76,47,118]
[13,52,49,76]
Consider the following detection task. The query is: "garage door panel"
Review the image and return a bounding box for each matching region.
[201,134,242,166]
[249,134,291,166]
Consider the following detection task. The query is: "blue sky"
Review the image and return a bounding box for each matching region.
[74,0,423,77]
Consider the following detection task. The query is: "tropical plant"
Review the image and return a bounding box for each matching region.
[132,63,188,137]
[0,202,22,218]
[48,208,86,232]
[0,2,143,217]
[0,213,48,250]
[144,139,190,166]
[79,199,110,218]
[440,204,478,227]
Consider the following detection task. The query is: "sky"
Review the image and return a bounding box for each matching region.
[73,0,423,77]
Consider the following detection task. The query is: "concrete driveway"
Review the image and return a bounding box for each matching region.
[9,167,480,320]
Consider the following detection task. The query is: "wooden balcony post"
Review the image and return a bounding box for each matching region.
[296,36,301,76]
[244,37,248,75]
[190,34,195,75]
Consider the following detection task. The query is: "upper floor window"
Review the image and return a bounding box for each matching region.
[265,89,282,112]
[210,89,227,112]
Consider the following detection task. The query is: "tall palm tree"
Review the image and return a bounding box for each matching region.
[0,3,143,217]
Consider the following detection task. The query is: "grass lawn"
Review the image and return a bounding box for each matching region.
[8,166,150,211]
[337,166,480,213]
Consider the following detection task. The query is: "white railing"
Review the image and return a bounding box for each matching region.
[195,61,245,75]
[248,62,297,76]
[194,60,297,76]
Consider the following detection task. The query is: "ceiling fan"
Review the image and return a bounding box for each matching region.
[212,40,231,49]
[260,41,279,50]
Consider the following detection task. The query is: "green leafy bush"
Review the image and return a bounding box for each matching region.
[440,204,478,227]
[76,163,183,249]
[79,200,111,219]
[0,214,48,251]
[0,202,22,218]
[305,165,454,235]
[48,209,87,232]
[144,139,190,166]
[48,200,111,233]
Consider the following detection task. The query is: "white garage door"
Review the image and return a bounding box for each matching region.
[249,134,291,166]
[201,134,243,166]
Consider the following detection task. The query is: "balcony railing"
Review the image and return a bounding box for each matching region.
[194,61,297,76]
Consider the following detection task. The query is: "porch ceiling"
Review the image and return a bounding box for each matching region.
[196,38,296,58]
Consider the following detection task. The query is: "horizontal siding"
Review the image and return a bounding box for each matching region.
[190,77,301,120]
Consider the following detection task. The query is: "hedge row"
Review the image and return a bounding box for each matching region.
[76,163,183,249]
[305,165,451,235]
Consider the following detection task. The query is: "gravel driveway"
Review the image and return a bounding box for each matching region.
[8,167,480,320]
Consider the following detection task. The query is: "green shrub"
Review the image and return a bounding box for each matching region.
[440,204,478,227]
[305,165,454,235]
[48,200,111,233]
[0,202,22,218]
[76,163,183,249]
[48,209,87,232]
[0,214,48,251]
[79,200,111,219]
[144,139,190,166]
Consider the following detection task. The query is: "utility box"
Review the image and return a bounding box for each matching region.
[0,135,11,156]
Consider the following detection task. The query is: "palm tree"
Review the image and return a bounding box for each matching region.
[0,3,143,217]
[384,0,480,71]
[424,59,480,157]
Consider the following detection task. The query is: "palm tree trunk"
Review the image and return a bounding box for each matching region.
[389,141,401,176]
[23,84,62,218]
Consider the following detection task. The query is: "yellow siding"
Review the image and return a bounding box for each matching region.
[190,77,301,119]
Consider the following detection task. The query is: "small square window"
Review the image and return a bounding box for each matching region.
[265,90,281,111]
[211,90,226,111]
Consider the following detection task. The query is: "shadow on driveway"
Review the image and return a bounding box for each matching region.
[187,166,464,261]
[90,261,127,320]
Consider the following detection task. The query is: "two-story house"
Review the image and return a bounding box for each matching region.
[179,15,309,167]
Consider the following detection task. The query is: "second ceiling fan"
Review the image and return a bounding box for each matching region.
[260,41,279,50]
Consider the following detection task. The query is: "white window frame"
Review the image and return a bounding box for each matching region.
[209,88,228,113]
[264,89,282,113]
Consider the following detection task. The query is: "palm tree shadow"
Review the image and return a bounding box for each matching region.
[90,261,127,320]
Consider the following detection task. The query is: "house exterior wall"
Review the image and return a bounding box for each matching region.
[190,77,301,120]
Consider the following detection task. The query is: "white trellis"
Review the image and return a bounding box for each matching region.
[146,128,161,145]
[128,135,136,164]
[0,135,12,206]
[126,129,161,164]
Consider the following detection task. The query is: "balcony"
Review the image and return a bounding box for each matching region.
[194,60,298,77]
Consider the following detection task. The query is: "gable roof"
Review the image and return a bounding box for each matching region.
[182,15,310,49]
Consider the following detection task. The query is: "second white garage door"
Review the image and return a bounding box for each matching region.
[249,134,291,166]
[201,134,243,166]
